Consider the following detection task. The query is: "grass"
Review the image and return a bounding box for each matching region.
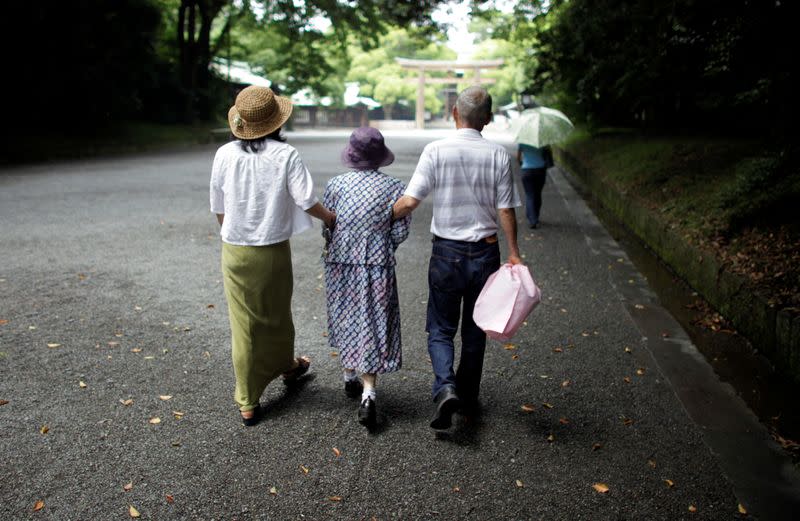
[1,121,225,164]
[563,129,800,308]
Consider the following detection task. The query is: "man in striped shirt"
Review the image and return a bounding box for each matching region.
[393,86,522,430]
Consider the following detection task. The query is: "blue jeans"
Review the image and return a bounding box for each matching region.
[426,237,501,402]
[520,168,547,226]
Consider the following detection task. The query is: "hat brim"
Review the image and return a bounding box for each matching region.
[340,146,395,170]
[228,94,293,140]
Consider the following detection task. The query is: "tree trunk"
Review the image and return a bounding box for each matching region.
[177,0,225,121]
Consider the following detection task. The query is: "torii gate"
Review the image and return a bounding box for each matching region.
[395,58,504,129]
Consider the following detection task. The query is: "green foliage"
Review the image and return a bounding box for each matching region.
[514,0,800,133]
[717,151,800,231]
[347,28,455,115]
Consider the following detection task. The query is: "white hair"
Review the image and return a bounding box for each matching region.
[456,86,492,128]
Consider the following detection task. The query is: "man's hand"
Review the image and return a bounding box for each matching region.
[392,195,421,220]
[507,254,523,265]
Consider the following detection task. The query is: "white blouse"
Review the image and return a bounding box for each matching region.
[210,140,318,246]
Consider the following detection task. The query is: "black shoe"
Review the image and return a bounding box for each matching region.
[358,397,376,426]
[529,222,539,229]
[430,387,460,430]
[345,379,363,399]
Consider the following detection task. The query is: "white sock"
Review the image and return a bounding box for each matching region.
[361,388,376,403]
[343,370,358,382]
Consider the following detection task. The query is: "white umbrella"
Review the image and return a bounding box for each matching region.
[509,107,574,148]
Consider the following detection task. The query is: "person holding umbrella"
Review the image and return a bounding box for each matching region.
[517,143,553,229]
[510,106,574,229]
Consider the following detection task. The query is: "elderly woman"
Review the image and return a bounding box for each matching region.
[322,127,411,427]
[210,86,335,426]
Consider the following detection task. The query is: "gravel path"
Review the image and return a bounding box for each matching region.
[0,133,771,520]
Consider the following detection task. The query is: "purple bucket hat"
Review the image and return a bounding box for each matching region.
[341,127,395,170]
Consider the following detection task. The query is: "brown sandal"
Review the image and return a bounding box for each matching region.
[282,356,310,384]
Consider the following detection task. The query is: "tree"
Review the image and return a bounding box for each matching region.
[347,28,456,118]
[173,0,448,121]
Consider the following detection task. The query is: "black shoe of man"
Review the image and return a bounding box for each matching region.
[430,387,460,430]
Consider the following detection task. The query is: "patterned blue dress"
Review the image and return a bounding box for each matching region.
[322,170,411,374]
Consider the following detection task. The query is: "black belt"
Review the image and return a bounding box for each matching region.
[433,234,498,244]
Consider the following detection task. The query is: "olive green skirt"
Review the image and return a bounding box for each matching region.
[222,240,295,411]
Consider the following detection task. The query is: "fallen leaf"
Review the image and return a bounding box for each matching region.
[332,447,341,457]
[552,347,563,353]
[623,377,632,383]
[120,399,134,406]
[46,343,61,348]
[622,418,634,426]
[521,404,535,413]
[269,486,277,495]
[328,496,342,502]
[134,306,142,311]
[203,351,211,358]
[515,479,524,488]
[123,482,133,492]
[166,494,174,503]
[79,381,87,389]
[130,348,142,353]
[561,380,571,387]
[665,479,674,488]
[503,343,517,350]
[581,331,590,337]
[634,304,645,310]
[144,356,155,360]
[511,354,520,360]
[738,503,747,514]
[329,351,338,357]
[33,500,45,511]
[0,319,7,326]
[648,459,657,468]
[300,465,309,474]
[206,304,215,309]
[542,402,554,409]
[0,400,8,406]
[149,417,161,424]
[173,411,185,419]
[624,346,632,353]
[560,308,568,313]
[592,443,602,451]
[40,425,49,434]
[688,505,697,513]
[452,486,460,492]
[636,368,646,376]
[558,417,570,425]
[129,505,141,518]
[107,341,119,347]
[159,395,173,401]
[547,433,555,442]
[322,331,328,337]
[115,332,124,337]
[593,483,609,494]
[182,326,191,332]
[661,331,670,338]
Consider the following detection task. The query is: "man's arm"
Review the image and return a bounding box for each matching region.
[498,208,522,265]
[392,195,421,220]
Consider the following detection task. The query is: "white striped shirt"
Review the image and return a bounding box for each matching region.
[405,128,521,242]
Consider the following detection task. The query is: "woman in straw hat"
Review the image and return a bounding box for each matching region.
[210,85,336,426]
[322,127,411,427]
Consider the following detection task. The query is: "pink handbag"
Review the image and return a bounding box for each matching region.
[472,263,541,341]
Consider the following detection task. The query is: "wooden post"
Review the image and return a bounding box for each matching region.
[416,68,426,129]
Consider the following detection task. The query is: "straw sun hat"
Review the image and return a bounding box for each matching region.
[227,86,293,140]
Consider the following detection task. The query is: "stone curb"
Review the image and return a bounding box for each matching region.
[554,146,800,383]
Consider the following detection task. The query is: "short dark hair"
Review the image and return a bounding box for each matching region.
[237,127,286,152]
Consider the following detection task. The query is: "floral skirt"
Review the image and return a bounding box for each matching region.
[325,263,402,374]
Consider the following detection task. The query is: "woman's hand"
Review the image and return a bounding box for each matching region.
[323,210,337,230]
